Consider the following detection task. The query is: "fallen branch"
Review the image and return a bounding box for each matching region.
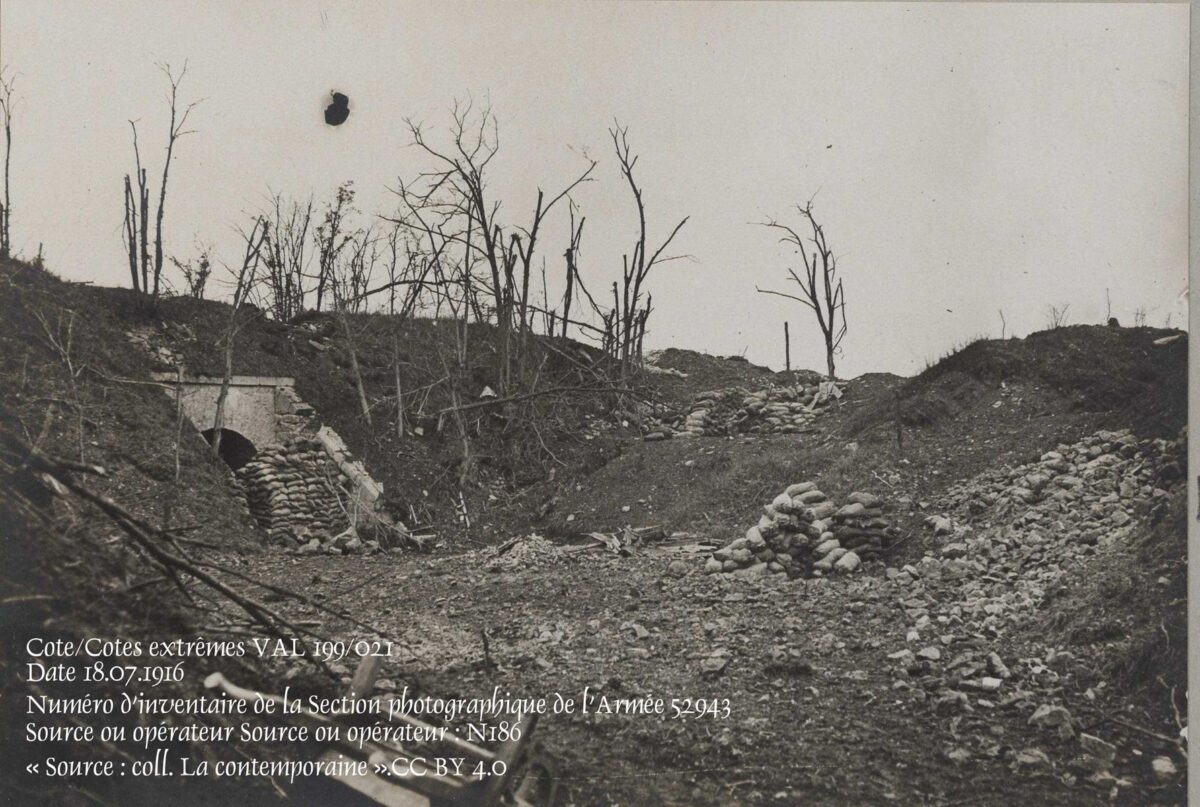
[1083,707,1188,759]
[84,367,176,389]
[0,594,58,605]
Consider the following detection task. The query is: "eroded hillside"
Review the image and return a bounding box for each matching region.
[0,259,1188,806]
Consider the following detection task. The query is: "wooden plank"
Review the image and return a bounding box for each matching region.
[370,698,496,762]
[476,712,537,805]
[366,750,469,801]
[317,749,431,807]
[348,655,384,698]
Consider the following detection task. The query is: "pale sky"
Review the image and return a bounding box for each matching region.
[0,1,1189,377]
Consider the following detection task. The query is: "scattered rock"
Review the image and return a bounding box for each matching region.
[945,746,972,764]
[1029,704,1075,739]
[928,515,954,536]
[1077,734,1116,773]
[940,542,968,559]
[1150,755,1177,782]
[834,551,861,573]
[1012,748,1052,772]
[667,559,690,578]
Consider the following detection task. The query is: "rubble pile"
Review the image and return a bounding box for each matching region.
[930,428,1181,548]
[643,382,842,440]
[237,437,359,552]
[481,534,566,572]
[875,428,1185,757]
[901,428,1183,633]
[705,483,896,578]
[125,325,187,367]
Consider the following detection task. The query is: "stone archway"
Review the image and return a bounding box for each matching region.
[201,428,257,471]
[155,374,311,449]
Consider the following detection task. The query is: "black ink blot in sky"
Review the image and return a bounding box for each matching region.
[324,92,350,126]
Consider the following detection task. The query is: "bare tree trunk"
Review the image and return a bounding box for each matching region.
[152,63,198,299]
[212,331,234,459]
[784,321,791,372]
[539,259,551,335]
[0,71,13,259]
[123,176,140,292]
[139,168,149,294]
[563,210,583,339]
[340,311,373,427]
[500,289,512,394]
[153,98,176,297]
[562,260,574,339]
[392,330,404,439]
[636,308,648,365]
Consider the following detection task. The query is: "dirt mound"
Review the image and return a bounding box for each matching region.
[642,347,825,408]
[844,325,1187,441]
[0,260,259,554]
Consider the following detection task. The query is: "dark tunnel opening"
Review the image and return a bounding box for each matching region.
[201,428,258,471]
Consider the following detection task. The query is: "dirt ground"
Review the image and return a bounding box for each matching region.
[236,415,1187,806]
[238,495,1181,806]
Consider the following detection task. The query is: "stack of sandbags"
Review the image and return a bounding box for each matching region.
[706,481,853,578]
[827,492,895,564]
[646,383,844,439]
[237,437,353,550]
[738,387,821,434]
[680,405,711,437]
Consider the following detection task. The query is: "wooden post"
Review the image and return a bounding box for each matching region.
[784,321,791,372]
[894,389,904,450]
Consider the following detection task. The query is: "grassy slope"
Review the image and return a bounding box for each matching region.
[0,261,260,558]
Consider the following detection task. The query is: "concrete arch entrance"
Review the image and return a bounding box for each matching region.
[201,428,257,471]
[153,374,312,449]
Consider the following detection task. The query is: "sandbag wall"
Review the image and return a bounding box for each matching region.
[644,383,841,440]
[827,492,894,563]
[236,437,353,549]
[706,483,897,578]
